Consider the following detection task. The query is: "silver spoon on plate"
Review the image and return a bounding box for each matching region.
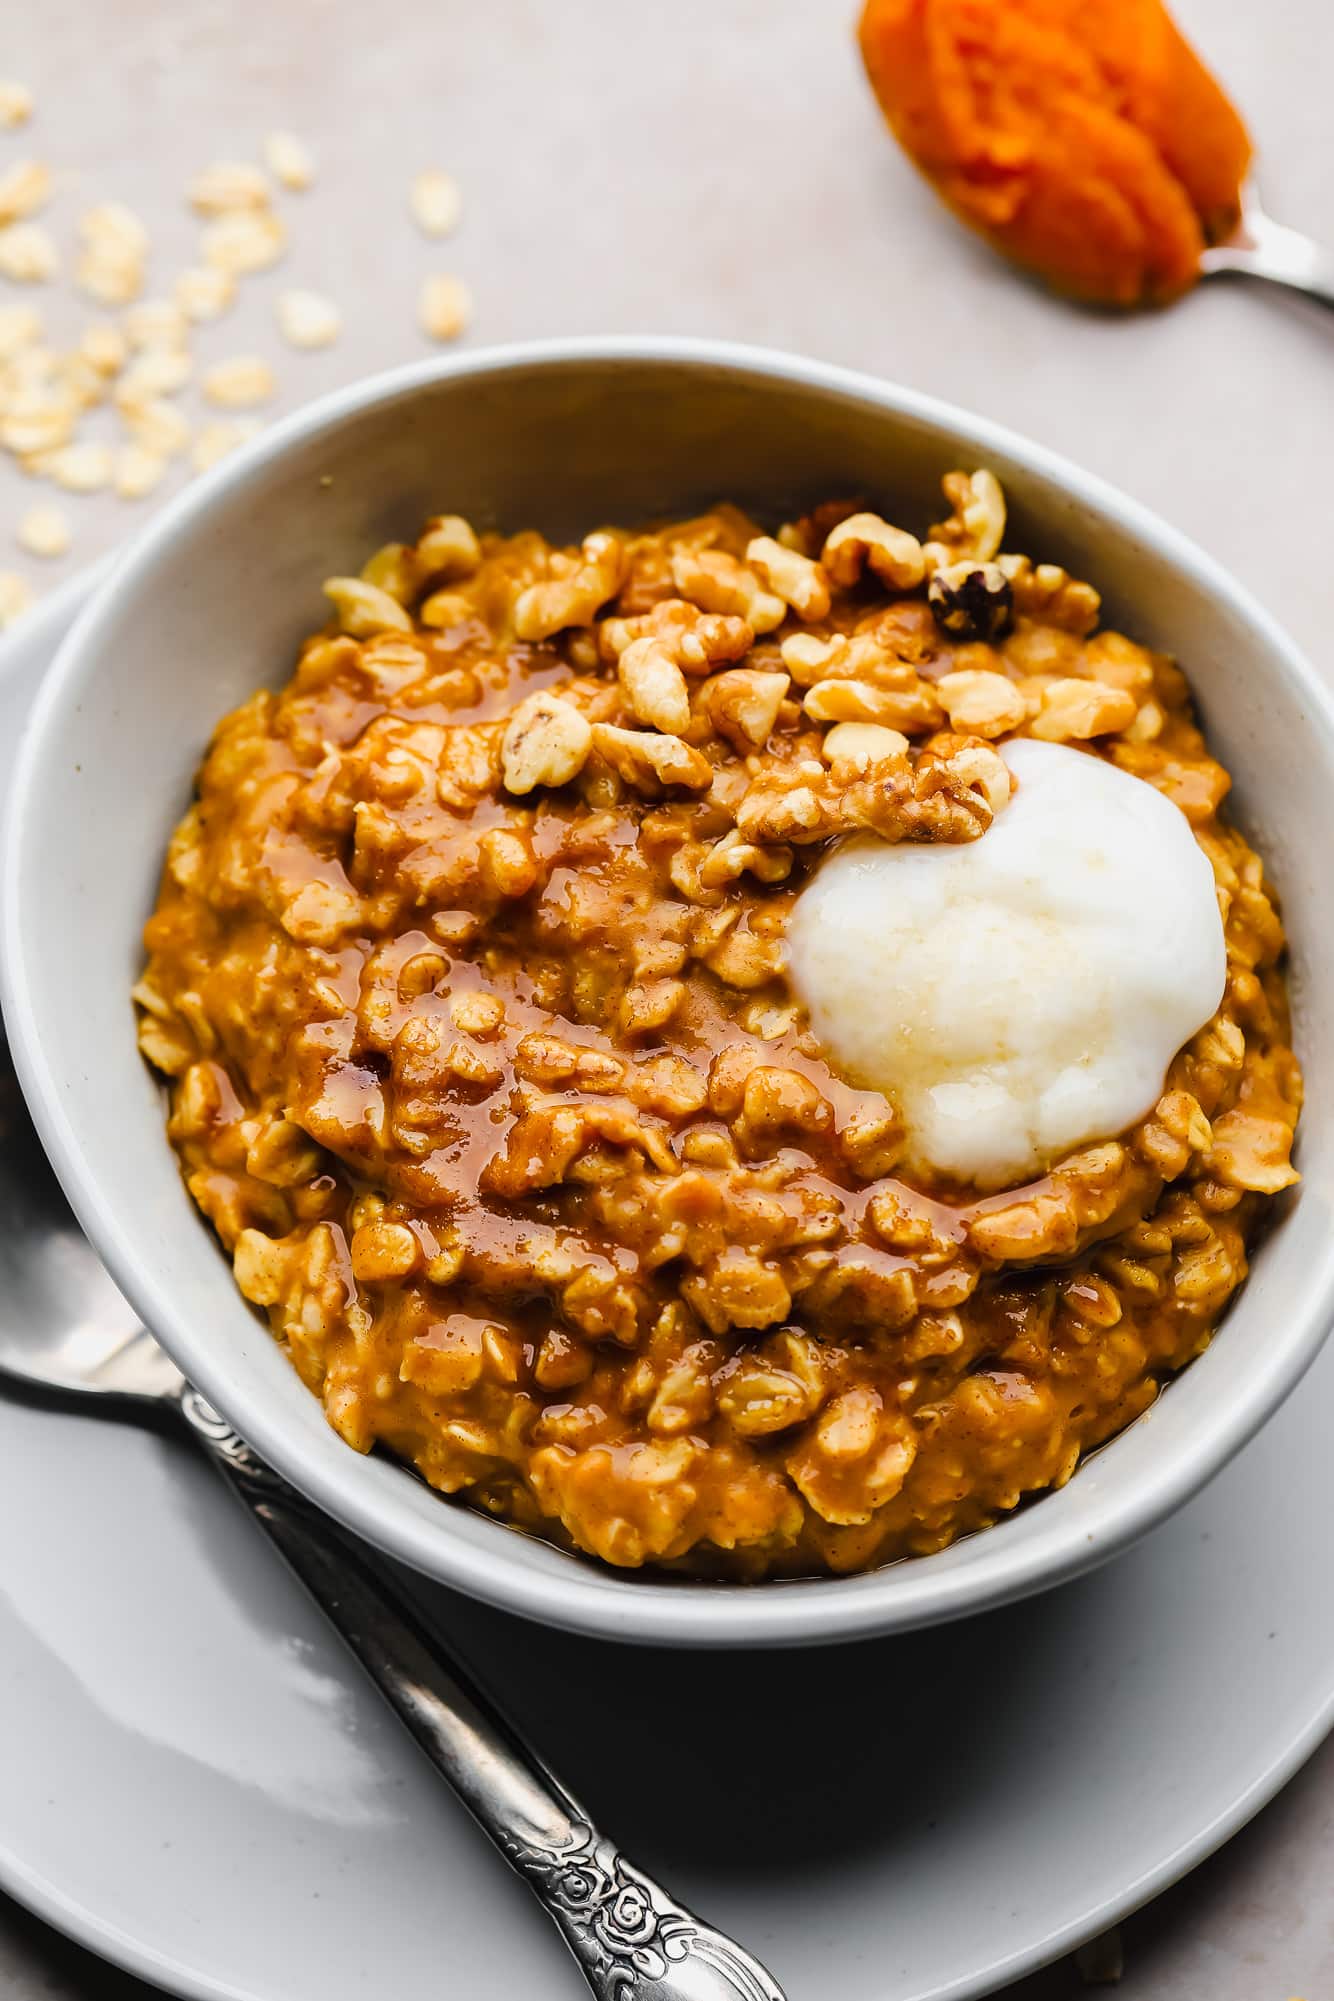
[1200,178,1334,309]
[0,1034,786,2001]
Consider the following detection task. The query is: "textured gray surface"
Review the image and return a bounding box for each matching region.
[1,0,1332,1995]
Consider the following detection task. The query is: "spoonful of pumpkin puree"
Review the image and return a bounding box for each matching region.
[858,0,1252,306]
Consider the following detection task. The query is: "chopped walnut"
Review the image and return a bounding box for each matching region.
[745,535,831,621]
[998,555,1101,635]
[702,667,790,750]
[600,597,753,673]
[804,676,944,732]
[500,689,593,793]
[820,721,910,770]
[514,531,626,640]
[736,738,1003,846]
[1031,678,1139,741]
[936,667,1030,737]
[927,737,1014,814]
[592,722,713,794]
[360,542,422,605]
[779,627,931,695]
[780,631,847,685]
[696,826,794,888]
[822,511,926,591]
[617,636,691,733]
[322,577,413,638]
[416,514,481,581]
[670,547,785,634]
[1204,1110,1299,1193]
[929,469,1006,562]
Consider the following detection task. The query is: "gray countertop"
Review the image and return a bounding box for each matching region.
[2,1,1332,1995]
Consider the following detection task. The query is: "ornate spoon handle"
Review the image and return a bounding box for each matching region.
[178,1387,786,2001]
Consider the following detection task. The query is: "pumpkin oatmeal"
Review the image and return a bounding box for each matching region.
[135,471,1301,1576]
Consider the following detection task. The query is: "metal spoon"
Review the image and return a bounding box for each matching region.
[0,1034,786,2001]
[1200,178,1334,310]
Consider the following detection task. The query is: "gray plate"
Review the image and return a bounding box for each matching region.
[1,579,1332,2001]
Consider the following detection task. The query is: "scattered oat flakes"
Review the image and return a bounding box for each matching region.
[60,354,105,411]
[4,343,55,386]
[0,223,58,282]
[0,404,73,456]
[276,287,340,350]
[17,503,70,558]
[418,273,472,343]
[113,442,168,499]
[75,248,142,306]
[202,355,275,407]
[0,159,52,226]
[201,209,285,275]
[0,572,34,628]
[74,205,149,306]
[0,303,42,359]
[0,81,33,129]
[123,298,188,349]
[119,396,191,458]
[410,169,463,238]
[118,347,192,399]
[77,319,128,374]
[47,440,113,492]
[174,264,234,323]
[191,417,260,472]
[78,202,150,258]
[264,131,314,191]
[188,160,270,216]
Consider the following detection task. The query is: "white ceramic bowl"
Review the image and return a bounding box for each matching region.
[4,338,1331,1647]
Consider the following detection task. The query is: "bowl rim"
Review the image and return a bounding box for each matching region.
[5,332,1333,1647]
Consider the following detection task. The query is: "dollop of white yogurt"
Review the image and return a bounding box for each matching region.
[786,738,1226,1188]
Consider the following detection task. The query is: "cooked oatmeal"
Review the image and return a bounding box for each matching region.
[136,472,1301,1575]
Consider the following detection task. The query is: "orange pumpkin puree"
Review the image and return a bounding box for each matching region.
[858,0,1251,306]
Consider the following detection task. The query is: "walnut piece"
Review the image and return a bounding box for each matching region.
[701,667,790,750]
[736,738,1006,846]
[745,535,831,621]
[592,722,713,794]
[1031,677,1139,741]
[618,636,691,733]
[515,531,626,641]
[501,690,593,793]
[600,597,753,673]
[936,667,1029,737]
[822,512,926,591]
[804,674,944,733]
[322,577,413,638]
[929,469,1006,562]
[820,720,910,769]
[670,547,785,634]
